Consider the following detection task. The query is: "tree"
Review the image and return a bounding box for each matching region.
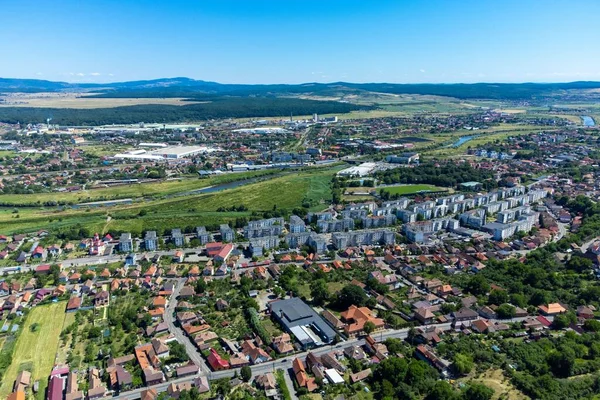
[310,279,329,306]
[337,284,367,308]
[464,383,494,400]
[465,275,490,296]
[452,353,473,375]
[426,381,459,400]
[487,289,508,305]
[583,319,600,332]
[240,366,252,382]
[547,348,575,378]
[363,321,376,335]
[552,312,576,329]
[496,303,516,319]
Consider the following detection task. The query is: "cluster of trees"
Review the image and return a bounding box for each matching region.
[374,162,497,190]
[244,307,272,345]
[370,355,494,400]
[504,332,600,398]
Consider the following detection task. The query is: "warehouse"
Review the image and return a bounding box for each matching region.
[269,298,337,349]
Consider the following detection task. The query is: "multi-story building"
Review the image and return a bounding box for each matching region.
[195,226,211,245]
[220,224,235,242]
[289,215,306,233]
[144,231,158,251]
[119,233,133,253]
[332,229,395,249]
[459,209,486,228]
[285,232,327,254]
[171,229,186,247]
[317,218,354,233]
[249,236,280,257]
[362,214,396,229]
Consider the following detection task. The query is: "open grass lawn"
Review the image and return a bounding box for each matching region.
[460,369,529,400]
[0,166,340,235]
[380,184,448,195]
[0,302,67,399]
[0,169,278,206]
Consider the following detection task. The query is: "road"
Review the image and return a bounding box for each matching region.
[106,312,545,400]
[164,278,211,376]
[580,236,600,254]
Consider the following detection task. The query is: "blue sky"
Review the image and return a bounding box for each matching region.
[1,0,599,84]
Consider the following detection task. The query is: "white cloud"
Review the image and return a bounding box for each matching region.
[89,72,101,76]
[420,69,426,73]
[35,72,43,76]
[76,72,85,77]
[108,73,114,77]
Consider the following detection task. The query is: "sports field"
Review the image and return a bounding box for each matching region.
[0,302,66,399]
[379,184,448,195]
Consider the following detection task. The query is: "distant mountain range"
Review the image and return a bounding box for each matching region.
[2,77,600,100]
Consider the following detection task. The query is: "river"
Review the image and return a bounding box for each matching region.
[450,135,477,148]
[582,116,595,127]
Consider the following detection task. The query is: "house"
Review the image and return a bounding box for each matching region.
[35,264,51,274]
[272,333,294,354]
[350,369,372,383]
[66,297,81,312]
[207,348,229,370]
[538,303,567,316]
[452,307,479,325]
[94,291,110,307]
[577,305,595,320]
[216,299,229,311]
[471,319,490,334]
[415,344,449,372]
[214,243,234,263]
[31,246,46,260]
[13,370,31,392]
[340,305,385,336]
[255,372,277,391]
[194,376,211,394]
[292,358,317,392]
[152,338,170,358]
[48,376,65,400]
[176,362,199,377]
[344,345,367,361]
[141,389,158,400]
[414,307,435,325]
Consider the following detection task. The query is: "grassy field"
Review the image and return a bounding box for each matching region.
[0,302,66,399]
[0,170,279,206]
[0,92,205,108]
[461,369,529,400]
[379,184,448,195]
[0,166,340,235]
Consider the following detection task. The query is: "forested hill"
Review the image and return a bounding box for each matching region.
[2,77,600,100]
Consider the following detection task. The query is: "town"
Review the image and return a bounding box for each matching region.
[1,101,600,400]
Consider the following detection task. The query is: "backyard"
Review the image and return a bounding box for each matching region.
[0,302,67,399]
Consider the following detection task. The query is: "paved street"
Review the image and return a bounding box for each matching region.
[165,278,211,376]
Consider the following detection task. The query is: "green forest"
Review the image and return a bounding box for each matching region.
[0,97,368,125]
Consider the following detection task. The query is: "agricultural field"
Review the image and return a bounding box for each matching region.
[0,302,67,400]
[0,92,204,109]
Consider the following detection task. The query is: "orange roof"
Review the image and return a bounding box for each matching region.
[7,391,25,400]
[340,305,385,334]
[149,308,164,317]
[539,303,566,314]
[153,297,166,307]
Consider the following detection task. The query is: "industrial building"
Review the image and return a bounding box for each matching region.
[269,298,337,349]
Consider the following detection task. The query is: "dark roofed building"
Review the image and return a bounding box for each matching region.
[269,297,337,348]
